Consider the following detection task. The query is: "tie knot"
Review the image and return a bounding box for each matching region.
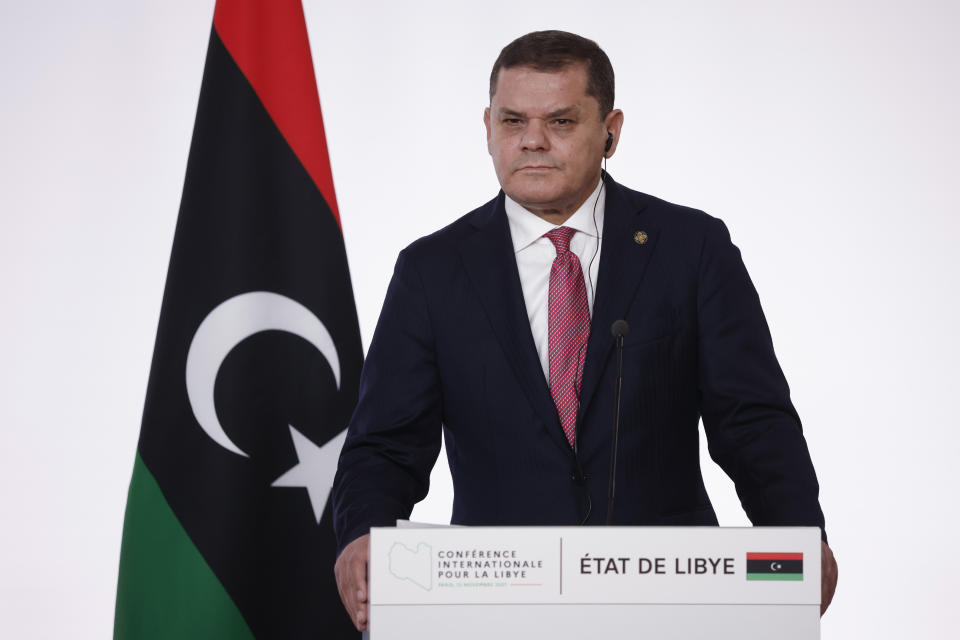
[545,226,576,254]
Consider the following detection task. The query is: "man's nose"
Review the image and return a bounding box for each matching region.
[521,119,549,151]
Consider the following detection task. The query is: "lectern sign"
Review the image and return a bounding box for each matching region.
[370,526,821,639]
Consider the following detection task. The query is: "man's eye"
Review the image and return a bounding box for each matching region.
[553,119,572,126]
[503,118,523,125]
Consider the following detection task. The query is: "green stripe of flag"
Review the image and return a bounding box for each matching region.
[114,454,255,640]
[746,573,803,581]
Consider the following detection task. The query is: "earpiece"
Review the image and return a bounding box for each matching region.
[604,132,613,153]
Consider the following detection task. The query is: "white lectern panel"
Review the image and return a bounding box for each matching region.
[369,526,820,640]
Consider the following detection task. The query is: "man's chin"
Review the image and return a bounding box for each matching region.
[505,191,562,210]
[503,179,564,208]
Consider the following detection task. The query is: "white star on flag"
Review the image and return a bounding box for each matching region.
[272,425,348,523]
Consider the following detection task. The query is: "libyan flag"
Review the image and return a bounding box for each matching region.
[746,553,804,581]
[114,1,361,638]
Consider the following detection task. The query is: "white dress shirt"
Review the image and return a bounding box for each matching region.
[504,179,605,381]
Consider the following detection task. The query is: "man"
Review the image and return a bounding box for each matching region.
[332,31,837,631]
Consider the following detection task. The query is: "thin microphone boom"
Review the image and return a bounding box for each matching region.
[607,319,629,525]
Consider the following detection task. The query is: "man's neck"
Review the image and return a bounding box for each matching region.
[524,207,578,226]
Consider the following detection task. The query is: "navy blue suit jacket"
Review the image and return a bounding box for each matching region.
[332,175,826,552]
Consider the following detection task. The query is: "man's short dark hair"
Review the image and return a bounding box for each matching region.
[489,30,615,116]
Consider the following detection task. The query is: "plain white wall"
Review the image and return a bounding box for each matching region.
[1,0,957,637]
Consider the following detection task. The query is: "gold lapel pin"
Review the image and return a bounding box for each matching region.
[633,230,648,245]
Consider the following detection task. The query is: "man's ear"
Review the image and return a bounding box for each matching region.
[603,109,625,158]
[483,107,493,154]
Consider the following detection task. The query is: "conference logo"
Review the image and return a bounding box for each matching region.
[745,552,803,581]
[389,542,434,591]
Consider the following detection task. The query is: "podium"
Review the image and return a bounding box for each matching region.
[369,525,820,639]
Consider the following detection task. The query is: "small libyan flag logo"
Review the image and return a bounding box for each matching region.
[746,552,803,581]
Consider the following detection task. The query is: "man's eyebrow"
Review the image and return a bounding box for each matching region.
[496,106,581,118]
[545,106,580,118]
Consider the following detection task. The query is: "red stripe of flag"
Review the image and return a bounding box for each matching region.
[213,0,341,228]
[747,552,803,561]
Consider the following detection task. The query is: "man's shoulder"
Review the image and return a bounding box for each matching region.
[398,193,501,261]
[613,181,722,233]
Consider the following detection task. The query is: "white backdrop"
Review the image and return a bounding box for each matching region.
[1,0,957,637]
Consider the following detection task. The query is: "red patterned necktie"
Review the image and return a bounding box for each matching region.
[545,227,591,447]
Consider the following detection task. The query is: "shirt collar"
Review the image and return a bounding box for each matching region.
[504,179,605,253]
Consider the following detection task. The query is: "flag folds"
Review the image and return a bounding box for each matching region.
[115,2,361,637]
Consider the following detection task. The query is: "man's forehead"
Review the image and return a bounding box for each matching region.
[491,64,595,112]
[494,62,589,89]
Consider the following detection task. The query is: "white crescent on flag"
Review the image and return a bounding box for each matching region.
[184,291,341,457]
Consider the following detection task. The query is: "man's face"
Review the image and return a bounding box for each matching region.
[484,64,622,221]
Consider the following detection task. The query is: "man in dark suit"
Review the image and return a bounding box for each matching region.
[332,31,837,631]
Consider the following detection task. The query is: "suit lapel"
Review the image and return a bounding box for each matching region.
[458,195,572,456]
[577,177,659,425]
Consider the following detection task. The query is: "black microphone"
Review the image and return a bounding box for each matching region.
[607,319,630,525]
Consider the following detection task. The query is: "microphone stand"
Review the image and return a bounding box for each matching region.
[606,320,629,525]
